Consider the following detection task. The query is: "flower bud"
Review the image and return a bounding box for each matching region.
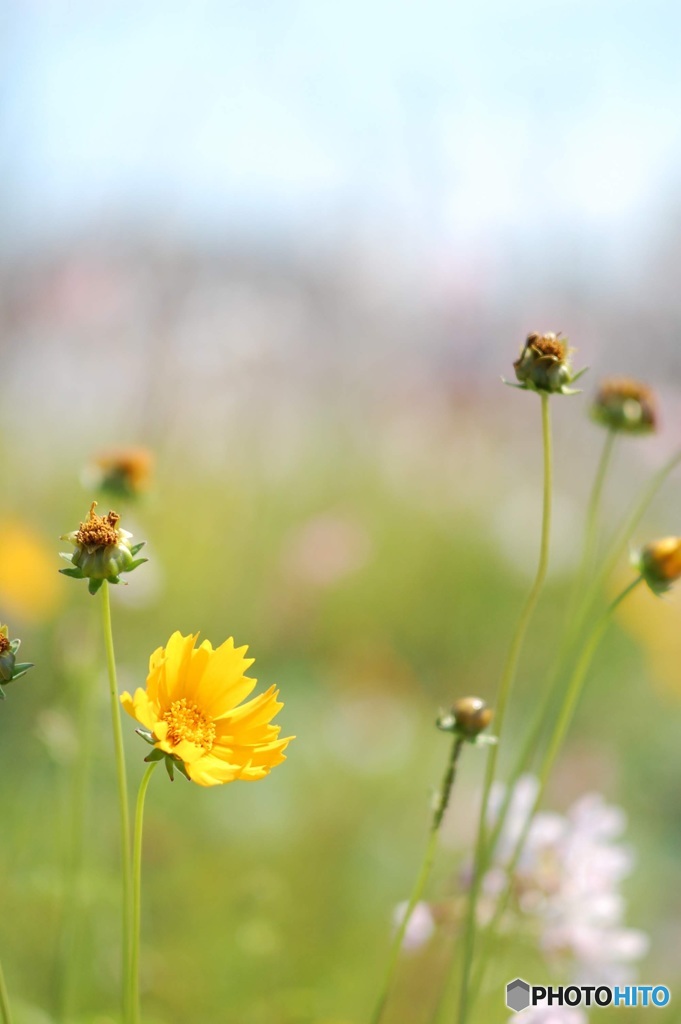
[0,624,33,699]
[511,333,586,395]
[437,696,493,740]
[633,537,681,595]
[84,446,154,500]
[60,501,147,595]
[591,378,657,434]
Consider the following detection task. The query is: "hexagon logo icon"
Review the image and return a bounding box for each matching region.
[506,978,531,1012]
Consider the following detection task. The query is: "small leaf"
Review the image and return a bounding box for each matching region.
[135,728,156,746]
[0,685,4,700]
[164,757,175,782]
[176,761,190,781]
[59,567,84,579]
[129,558,148,571]
[88,578,104,596]
[130,542,146,556]
[9,639,20,654]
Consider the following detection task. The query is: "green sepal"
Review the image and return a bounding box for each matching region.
[144,748,166,763]
[59,567,84,579]
[11,663,33,680]
[135,727,156,746]
[108,576,121,585]
[0,685,4,700]
[130,542,146,557]
[570,365,589,383]
[164,756,176,782]
[9,639,20,655]
[501,378,527,390]
[88,578,104,596]
[59,552,78,565]
[175,760,190,781]
[560,386,584,396]
[129,558,148,572]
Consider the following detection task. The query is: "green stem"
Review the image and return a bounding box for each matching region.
[101,581,133,1023]
[456,391,553,1024]
[468,441,681,946]
[473,427,618,910]
[0,960,14,1024]
[57,663,97,1019]
[130,761,158,1024]
[370,735,466,1024]
[468,576,644,1004]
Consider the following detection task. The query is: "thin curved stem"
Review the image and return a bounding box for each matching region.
[468,576,644,1004]
[0,960,14,1024]
[467,442,681,945]
[101,581,132,1023]
[456,391,553,1024]
[130,761,158,1024]
[370,735,465,1024]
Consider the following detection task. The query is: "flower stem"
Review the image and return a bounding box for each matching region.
[0,960,14,1024]
[130,760,158,1024]
[370,734,466,1024]
[468,576,644,1005]
[101,581,132,1023]
[456,390,553,1024]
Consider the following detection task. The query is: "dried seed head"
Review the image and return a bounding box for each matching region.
[512,332,584,395]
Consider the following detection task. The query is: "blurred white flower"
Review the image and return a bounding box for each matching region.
[392,900,435,952]
[485,777,648,985]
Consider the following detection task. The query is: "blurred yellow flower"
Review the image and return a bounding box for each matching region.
[85,446,154,499]
[0,521,61,623]
[121,631,292,786]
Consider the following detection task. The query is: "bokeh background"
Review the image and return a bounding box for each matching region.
[2,1,681,1022]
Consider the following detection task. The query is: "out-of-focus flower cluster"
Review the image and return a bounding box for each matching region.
[484,777,648,986]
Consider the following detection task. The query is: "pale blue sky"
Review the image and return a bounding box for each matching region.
[4,0,681,251]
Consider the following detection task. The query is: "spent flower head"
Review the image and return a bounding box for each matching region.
[591,378,657,435]
[0,624,33,699]
[121,631,293,786]
[84,446,154,501]
[60,501,147,595]
[509,333,587,395]
[633,537,681,595]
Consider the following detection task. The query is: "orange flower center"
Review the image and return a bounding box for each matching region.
[0,636,10,654]
[527,333,566,360]
[162,698,216,751]
[76,501,121,548]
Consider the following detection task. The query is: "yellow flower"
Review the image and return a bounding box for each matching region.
[121,631,292,786]
[85,446,154,500]
[634,536,681,594]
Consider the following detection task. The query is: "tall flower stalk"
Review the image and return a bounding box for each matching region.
[129,761,159,1024]
[467,574,645,1007]
[60,502,148,1021]
[101,581,134,1022]
[369,699,493,1024]
[456,390,552,1023]
[456,334,586,1024]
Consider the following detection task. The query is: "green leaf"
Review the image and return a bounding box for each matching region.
[571,365,589,383]
[0,685,4,700]
[135,728,156,746]
[88,578,104,596]
[130,542,146,556]
[164,757,175,782]
[129,558,148,572]
[9,639,20,654]
[59,567,84,579]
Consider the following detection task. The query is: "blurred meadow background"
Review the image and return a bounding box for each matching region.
[2,1,681,1022]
